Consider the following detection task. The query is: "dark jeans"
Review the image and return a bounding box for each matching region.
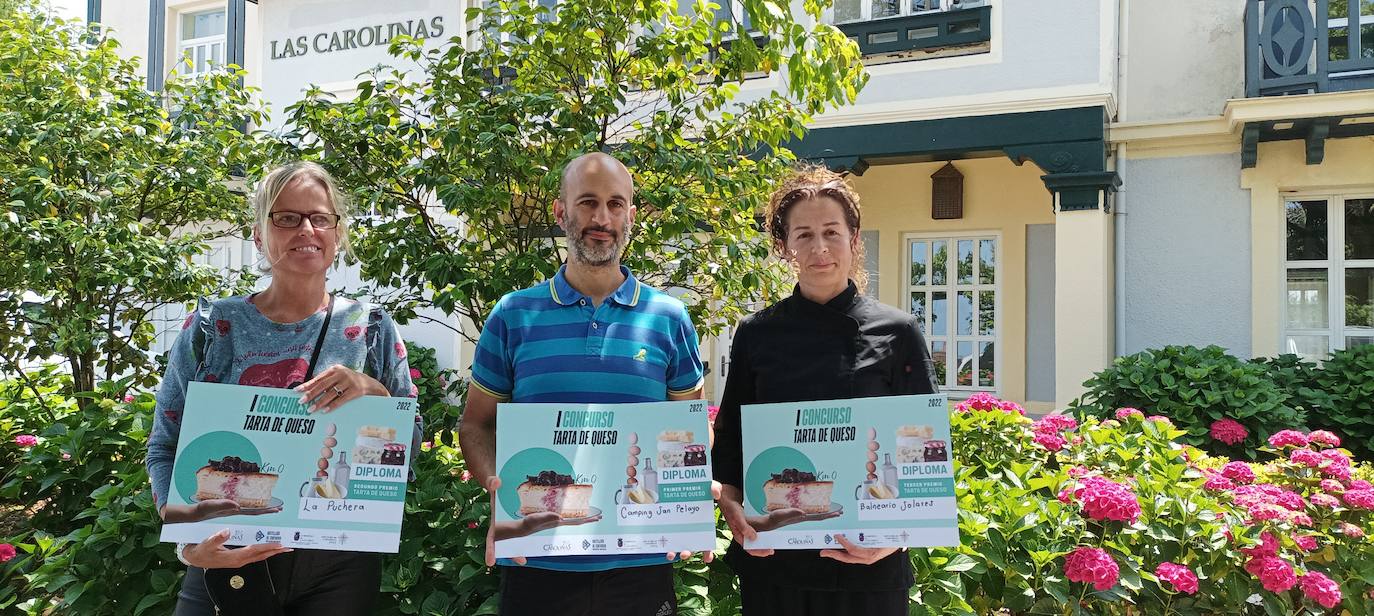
[498,564,677,616]
[174,550,381,616]
[739,574,909,616]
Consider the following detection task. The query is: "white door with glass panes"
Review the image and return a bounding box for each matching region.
[1284,196,1374,362]
[905,233,999,392]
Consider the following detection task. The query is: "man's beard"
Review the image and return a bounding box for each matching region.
[568,222,628,267]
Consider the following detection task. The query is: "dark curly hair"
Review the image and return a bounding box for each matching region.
[763,164,867,292]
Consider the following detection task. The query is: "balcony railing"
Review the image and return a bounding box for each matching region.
[1245,0,1374,97]
[837,5,991,57]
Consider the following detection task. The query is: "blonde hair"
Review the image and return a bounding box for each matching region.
[763,164,868,292]
[251,161,353,273]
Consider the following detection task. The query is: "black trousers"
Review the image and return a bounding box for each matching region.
[174,551,382,616]
[739,575,909,616]
[498,564,677,616]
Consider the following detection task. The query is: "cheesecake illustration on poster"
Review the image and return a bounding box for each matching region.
[739,394,959,550]
[159,382,415,553]
[492,400,716,558]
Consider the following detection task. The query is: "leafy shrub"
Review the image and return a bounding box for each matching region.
[1073,345,1301,459]
[1312,345,1374,460]
[1,369,170,615]
[914,398,1374,615]
[1251,353,1333,419]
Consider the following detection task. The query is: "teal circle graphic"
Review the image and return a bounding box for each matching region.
[174,431,262,504]
[744,446,815,515]
[498,448,574,518]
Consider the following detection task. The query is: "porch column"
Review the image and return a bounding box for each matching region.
[1046,174,1119,409]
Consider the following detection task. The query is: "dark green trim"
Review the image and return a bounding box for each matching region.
[1305,120,1329,165]
[1042,172,1121,212]
[838,6,991,57]
[787,106,1119,211]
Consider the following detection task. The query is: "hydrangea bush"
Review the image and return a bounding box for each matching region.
[902,397,1374,616]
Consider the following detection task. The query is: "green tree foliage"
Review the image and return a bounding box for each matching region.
[0,11,271,398]
[282,0,868,338]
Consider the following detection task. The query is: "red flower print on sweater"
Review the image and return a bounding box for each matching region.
[238,358,309,388]
[216,320,231,336]
[182,313,195,330]
[395,343,407,360]
[344,325,363,341]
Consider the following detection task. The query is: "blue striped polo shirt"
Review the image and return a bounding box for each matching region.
[472,265,704,571]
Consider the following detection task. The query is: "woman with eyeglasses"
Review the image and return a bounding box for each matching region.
[711,165,938,615]
[146,161,420,615]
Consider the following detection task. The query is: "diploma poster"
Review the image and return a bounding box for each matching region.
[160,382,414,553]
[740,394,959,550]
[493,400,715,558]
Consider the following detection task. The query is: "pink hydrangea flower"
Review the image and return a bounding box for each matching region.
[13,435,37,448]
[1291,513,1313,527]
[1222,461,1256,484]
[0,544,14,562]
[1210,418,1248,445]
[1300,571,1343,609]
[1249,503,1289,522]
[1290,448,1322,468]
[1245,555,1297,592]
[1349,480,1373,491]
[1057,488,1075,504]
[1203,472,1235,491]
[1294,535,1319,552]
[1335,522,1365,538]
[1343,490,1374,510]
[1320,450,1353,480]
[1307,430,1341,448]
[1320,479,1346,494]
[459,470,471,482]
[1154,562,1199,595]
[1114,407,1144,420]
[467,521,479,529]
[1076,476,1142,523]
[1064,547,1119,591]
[1034,414,1078,434]
[1310,493,1340,509]
[1240,532,1279,558]
[1034,432,1067,452]
[123,393,135,403]
[1071,435,1084,445]
[1069,465,1092,479]
[410,368,422,379]
[708,405,720,424]
[1147,415,1174,427]
[1268,430,1309,448]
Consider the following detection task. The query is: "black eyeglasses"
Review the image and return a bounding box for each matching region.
[269,211,342,230]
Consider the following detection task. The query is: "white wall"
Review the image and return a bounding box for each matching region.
[1122,0,1244,122]
[256,0,464,126]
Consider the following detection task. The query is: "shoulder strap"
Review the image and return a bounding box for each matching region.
[304,295,335,380]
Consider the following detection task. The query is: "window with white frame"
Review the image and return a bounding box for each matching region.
[178,8,226,77]
[1284,195,1374,362]
[1327,0,1374,65]
[906,234,999,391]
[832,0,984,24]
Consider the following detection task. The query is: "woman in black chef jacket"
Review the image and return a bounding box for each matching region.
[712,165,938,615]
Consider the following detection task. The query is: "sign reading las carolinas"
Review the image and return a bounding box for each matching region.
[269,16,446,60]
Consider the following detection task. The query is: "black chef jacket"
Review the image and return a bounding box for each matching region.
[712,280,939,592]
